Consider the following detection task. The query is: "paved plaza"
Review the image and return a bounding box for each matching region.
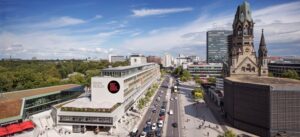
[178,82,224,137]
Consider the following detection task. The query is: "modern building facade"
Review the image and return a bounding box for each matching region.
[187,63,223,79]
[268,61,300,77]
[52,63,160,133]
[224,76,300,137]
[0,84,83,126]
[130,54,147,66]
[110,55,125,63]
[206,30,232,64]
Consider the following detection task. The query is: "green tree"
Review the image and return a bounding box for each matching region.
[194,76,202,85]
[268,72,274,77]
[208,77,216,84]
[69,73,85,84]
[192,87,204,100]
[282,70,299,80]
[218,130,236,137]
[0,72,14,92]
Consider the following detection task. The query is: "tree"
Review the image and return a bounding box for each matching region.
[69,73,85,84]
[268,72,274,77]
[192,87,204,100]
[194,76,202,85]
[208,77,216,84]
[218,130,236,137]
[282,70,299,80]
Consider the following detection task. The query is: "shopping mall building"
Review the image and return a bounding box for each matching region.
[52,63,160,133]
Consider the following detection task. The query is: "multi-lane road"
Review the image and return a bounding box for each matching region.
[136,75,181,137]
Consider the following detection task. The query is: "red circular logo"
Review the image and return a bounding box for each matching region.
[107,81,120,94]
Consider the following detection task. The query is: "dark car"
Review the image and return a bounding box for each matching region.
[147,131,155,137]
[155,128,162,137]
[172,122,178,128]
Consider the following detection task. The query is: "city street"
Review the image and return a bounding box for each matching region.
[165,77,181,137]
[136,75,170,137]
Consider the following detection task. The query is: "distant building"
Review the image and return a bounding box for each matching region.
[268,62,300,77]
[129,54,147,65]
[206,30,232,64]
[162,53,172,67]
[111,56,125,63]
[146,56,161,64]
[108,54,125,63]
[187,63,223,79]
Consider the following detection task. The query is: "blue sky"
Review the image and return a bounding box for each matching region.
[1,0,300,59]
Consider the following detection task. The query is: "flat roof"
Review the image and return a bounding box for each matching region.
[62,97,115,109]
[102,63,155,71]
[226,76,300,88]
[0,84,81,120]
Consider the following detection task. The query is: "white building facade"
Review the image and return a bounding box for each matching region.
[52,63,160,133]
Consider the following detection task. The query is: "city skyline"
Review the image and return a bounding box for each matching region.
[1,0,300,59]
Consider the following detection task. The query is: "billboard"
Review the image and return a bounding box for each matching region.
[91,77,124,104]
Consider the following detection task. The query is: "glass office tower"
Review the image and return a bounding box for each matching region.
[206,30,232,63]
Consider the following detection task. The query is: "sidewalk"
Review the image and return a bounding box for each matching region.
[179,84,224,137]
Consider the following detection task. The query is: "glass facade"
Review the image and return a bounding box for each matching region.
[207,30,232,63]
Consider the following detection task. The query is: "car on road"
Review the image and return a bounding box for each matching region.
[152,108,156,113]
[155,128,162,137]
[172,122,178,128]
[174,97,178,100]
[146,119,151,125]
[169,109,173,115]
[151,123,157,130]
[140,131,147,137]
[170,98,173,101]
[147,131,154,137]
[157,120,163,128]
[159,115,165,121]
[130,127,139,137]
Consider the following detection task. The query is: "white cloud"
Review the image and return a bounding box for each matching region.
[124,1,300,57]
[36,16,86,28]
[132,7,193,17]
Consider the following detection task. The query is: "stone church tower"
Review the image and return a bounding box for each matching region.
[258,29,268,76]
[227,1,268,76]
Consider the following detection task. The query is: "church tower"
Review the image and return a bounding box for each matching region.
[258,29,268,76]
[228,1,258,76]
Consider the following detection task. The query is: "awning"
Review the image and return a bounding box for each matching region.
[20,121,35,130]
[0,127,8,137]
[6,124,22,134]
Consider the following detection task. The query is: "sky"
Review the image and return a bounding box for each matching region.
[1,0,300,60]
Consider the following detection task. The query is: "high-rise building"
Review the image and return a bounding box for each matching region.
[162,53,172,67]
[206,30,232,63]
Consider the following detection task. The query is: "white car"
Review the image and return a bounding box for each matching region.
[170,98,173,101]
[152,123,157,130]
[140,131,147,137]
[169,110,173,115]
[158,120,163,128]
[174,97,178,100]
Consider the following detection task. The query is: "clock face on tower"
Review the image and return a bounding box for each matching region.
[245,48,250,53]
[107,80,120,94]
